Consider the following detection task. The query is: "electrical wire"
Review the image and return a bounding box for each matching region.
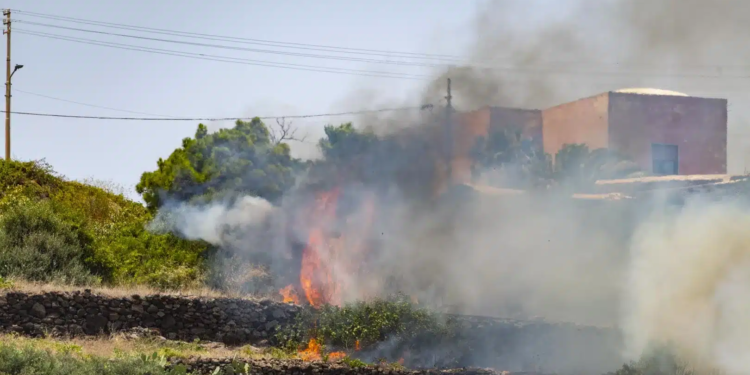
[14,29,430,81]
[14,89,175,117]
[11,8,463,61]
[15,20,447,69]
[16,25,750,79]
[10,105,431,121]
[13,8,750,72]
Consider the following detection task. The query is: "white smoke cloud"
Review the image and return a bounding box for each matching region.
[152,195,275,247]
[622,197,750,374]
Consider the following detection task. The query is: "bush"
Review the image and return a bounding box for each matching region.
[275,295,453,352]
[0,343,189,375]
[0,200,101,285]
[0,159,210,289]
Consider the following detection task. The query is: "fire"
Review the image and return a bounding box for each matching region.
[298,338,322,361]
[328,351,347,361]
[297,338,346,362]
[279,284,300,304]
[298,188,378,307]
[355,340,361,351]
[397,358,405,365]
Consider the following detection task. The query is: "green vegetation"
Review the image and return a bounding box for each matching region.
[0,118,643,292]
[275,295,453,352]
[0,159,209,289]
[0,342,188,375]
[137,119,299,212]
[607,346,719,375]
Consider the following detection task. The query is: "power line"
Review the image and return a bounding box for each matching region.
[17,26,750,80]
[11,8,463,62]
[14,89,175,117]
[13,8,750,72]
[11,105,430,121]
[15,29,429,81]
[16,20,446,69]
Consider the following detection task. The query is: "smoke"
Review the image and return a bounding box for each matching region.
[150,0,750,372]
[152,195,276,248]
[622,197,750,374]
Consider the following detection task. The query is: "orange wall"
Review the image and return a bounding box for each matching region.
[542,93,610,160]
[451,107,492,185]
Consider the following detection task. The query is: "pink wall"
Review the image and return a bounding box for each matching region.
[607,93,727,175]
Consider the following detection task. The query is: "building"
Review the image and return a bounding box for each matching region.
[453,88,727,184]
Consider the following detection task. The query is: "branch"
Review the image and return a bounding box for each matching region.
[270,117,308,145]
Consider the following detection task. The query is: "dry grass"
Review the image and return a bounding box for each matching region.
[0,333,297,361]
[0,278,273,301]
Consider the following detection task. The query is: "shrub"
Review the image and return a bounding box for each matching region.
[0,159,211,289]
[0,200,101,285]
[274,295,453,352]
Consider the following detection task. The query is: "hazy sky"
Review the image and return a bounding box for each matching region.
[5,0,480,199]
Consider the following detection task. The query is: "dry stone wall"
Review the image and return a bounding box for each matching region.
[0,290,624,374]
[168,357,517,375]
[0,290,300,345]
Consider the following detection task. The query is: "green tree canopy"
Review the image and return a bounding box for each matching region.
[137,118,298,211]
[470,125,552,188]
[554,143,645,188]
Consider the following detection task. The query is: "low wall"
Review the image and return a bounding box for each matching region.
[0,290,300,345]
[0,290,624,374]
[169,358,515,375]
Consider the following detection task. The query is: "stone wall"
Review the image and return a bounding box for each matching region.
[169,358,516,375]
[0,290,300,345]
[0,290,624,374]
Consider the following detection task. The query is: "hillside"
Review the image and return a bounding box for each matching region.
[0,159,209,289]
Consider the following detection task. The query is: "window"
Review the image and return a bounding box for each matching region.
[652,143,678,175]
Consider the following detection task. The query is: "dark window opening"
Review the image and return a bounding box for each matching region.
[652,143,678,175]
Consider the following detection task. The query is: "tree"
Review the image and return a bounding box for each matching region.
[554,144,644,188]
[137,118,299,212]
[470,125,552,188]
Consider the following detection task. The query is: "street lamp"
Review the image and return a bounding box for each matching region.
[10,63,21,78]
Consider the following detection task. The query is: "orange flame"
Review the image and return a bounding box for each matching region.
[298,338,322,361]
[297,338,347,362]
[397,358,405,365]
[299,189,378,307]
[328,351,347,361]
[279,284,300,304]
[355,340,361,351]
[300,189,343,307]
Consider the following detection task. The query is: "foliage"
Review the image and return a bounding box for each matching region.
[0,276,12,289]
[306,122,439,200]
[470,125,553,189]
[0,159,209,289]
[554,144,645,188]
[0,200,100,285]
[606,346,719,375]
[137,119,299,212]
[0,342,189,375]
[274,295,452,352]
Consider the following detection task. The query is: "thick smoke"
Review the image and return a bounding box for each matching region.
[155,0,750,372]
[622,197,750,374]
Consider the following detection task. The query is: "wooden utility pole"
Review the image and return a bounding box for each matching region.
[3,9,10,161]
[444,78,453,182]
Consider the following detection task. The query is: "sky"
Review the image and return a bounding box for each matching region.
[5,0,480,200]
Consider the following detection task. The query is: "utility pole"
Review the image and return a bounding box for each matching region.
[444,78,453,182]
[3,9,10,161]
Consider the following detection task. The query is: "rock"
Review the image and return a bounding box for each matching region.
[146,304,159,314]
[83,315,109,335]
[30,303,46,319]
[161,316,176,330]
